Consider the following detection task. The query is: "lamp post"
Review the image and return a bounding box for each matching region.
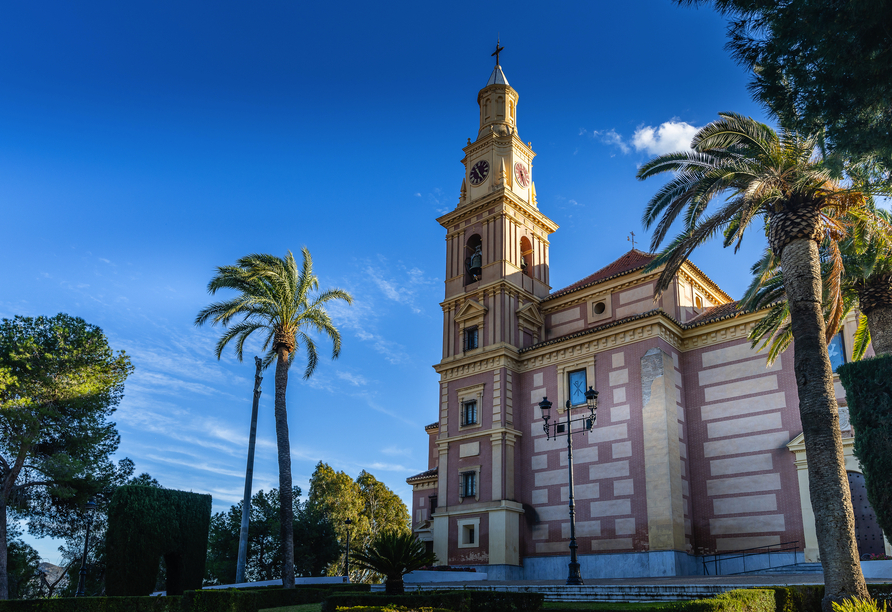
[539,386,599,586]
[343,518,353,580]
[75,498,97,597]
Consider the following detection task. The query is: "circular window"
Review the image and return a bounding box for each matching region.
[593,301,606,315]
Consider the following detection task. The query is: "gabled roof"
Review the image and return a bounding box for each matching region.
[486,65,509,86]
[546,249,657,301]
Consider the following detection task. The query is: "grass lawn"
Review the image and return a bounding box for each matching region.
[259,604,322,612]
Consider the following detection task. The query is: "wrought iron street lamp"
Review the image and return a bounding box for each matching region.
[343,518,353,579]
[75,498,97,597]
[539,386,599,585]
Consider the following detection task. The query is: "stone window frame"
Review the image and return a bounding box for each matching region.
[457,517,481,548]
[456,383,484,431]
[458,464,481,503]
[556,357,596,413]
[461,399,478,426]
[587,292,613,324]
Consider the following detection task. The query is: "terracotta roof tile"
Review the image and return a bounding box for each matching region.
[407,468,438,483]
[424,422,439,431]
[546,249,656,301]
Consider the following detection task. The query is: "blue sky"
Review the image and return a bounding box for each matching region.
[1,1,775,562]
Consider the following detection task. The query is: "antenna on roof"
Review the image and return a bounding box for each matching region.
[627,232,637,250]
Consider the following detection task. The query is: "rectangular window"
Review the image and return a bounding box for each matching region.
[429,495,438,518]
[462,400,478,426]
[568,369,587,405]
[461,471,477,498]
[828,333,846,372]
[464,326,479,351]
[462,523,476,545]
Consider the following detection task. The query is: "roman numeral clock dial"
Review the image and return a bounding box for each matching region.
[469,160,490,185]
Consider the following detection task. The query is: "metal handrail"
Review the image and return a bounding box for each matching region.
[703,540,801,575]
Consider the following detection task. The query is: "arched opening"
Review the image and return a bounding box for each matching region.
[465,234,483,284]
[520,236,533,278]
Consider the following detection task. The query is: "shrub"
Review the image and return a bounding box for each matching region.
[832,598,888,612]
[838,355,892,538]
[0,596,181,612]
[321,590,542,612]
[106,486,212,596]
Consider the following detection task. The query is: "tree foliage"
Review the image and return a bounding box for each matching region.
[205,486,340,584]
[307,462,411,582]
[0,313,133,600]
[676,0,892,184]
[3,523,40,600]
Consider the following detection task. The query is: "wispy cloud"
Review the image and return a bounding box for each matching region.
[580,128,630,154]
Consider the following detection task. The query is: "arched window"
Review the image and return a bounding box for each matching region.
[465,234,483,284]
[520,236,533,278]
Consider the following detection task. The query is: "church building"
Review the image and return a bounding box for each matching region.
[407,56,889,580]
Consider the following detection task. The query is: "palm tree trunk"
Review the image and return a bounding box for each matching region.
[236,357,263,584]
[274,348,295,589]
[781,239,869,610]
[866,305,892,355]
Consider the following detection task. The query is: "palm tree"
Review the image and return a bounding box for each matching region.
[637,113,881,608]
[196,248,352,588]
[744,209,892,362]
[349,531,436,595]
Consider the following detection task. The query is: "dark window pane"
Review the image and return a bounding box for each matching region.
[569,369,587,405]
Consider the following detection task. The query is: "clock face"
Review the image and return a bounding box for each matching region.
[514,162,530,188]
[469,160,490,185]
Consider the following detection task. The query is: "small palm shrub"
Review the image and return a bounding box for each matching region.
[349,531,437,594]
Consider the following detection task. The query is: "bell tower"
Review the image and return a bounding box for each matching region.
[437,51,559,360]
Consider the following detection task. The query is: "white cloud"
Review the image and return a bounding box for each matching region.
[632,120,699,156]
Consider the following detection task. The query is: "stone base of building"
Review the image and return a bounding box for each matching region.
[461,550,814,580]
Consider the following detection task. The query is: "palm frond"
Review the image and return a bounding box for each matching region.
[852,313,872,361]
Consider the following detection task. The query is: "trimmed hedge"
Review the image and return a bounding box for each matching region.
[321,590,543,612]
[106,486,212,597]
[838,355,892,540]
[0,597,181,612]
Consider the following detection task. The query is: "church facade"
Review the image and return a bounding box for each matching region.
[407,60,888,579]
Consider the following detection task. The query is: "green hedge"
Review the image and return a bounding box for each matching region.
[838,355,892,539]
[106,486,212,597]
[0,596,181,612]
[321,590,543,612]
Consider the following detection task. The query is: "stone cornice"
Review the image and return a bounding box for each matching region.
[437,192,558,236]
[436,425,523,446]
[434,344,521,380]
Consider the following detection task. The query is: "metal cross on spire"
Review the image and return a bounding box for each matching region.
[492,37,504,66]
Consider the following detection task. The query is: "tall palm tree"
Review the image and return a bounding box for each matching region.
[196,248,352,588]
[637,113,881,608]
[744,209,892,362]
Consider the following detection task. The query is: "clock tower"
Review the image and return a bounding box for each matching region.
[428,51,559,573]
[437,55,559,359]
